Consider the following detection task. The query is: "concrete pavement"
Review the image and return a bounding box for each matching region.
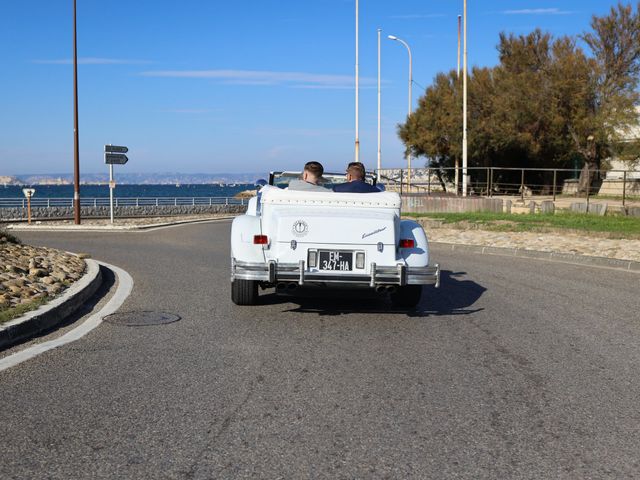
[1,221,639,478]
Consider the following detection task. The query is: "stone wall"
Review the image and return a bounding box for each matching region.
[598,178,640,196]
[0,204,247,221]
[402,195,503,214]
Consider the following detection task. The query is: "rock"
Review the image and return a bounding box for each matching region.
[47,284,63,295]
[29,268,47,278]
[6,278,25,288]
[42,276,56,285]
[28,258,37,269]
[51,271,67,282]
[76,253,91,259]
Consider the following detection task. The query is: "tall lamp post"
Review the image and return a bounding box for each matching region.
[354,0,360,163]
[388,34,412,190]
[72,0,81,224]
[377,28,381,181]
[462,0,468,197]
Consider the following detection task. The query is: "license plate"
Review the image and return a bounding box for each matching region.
[318,251,352,271]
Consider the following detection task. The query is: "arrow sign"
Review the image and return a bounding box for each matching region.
[105,145,128,154]
[105,153,129,165]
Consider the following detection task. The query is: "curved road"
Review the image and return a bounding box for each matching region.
[1,220,639,479]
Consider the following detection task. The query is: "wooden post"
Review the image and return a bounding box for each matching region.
[552,170,557,201]
[520,169,525,202]
[622,171,627,208]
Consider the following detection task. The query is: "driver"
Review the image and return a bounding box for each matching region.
[288,161,329,191]
[332,162,380,193]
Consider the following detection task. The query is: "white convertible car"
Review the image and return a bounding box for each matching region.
[230,171,440,307]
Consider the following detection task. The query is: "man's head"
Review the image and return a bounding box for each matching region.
[302,161,324,185]
[346,162,366,182]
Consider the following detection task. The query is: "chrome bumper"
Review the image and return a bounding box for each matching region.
[231,259,440,288]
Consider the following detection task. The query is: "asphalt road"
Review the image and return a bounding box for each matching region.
[1,220,639,479]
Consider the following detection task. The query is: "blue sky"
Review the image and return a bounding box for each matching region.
[0,0,626,175]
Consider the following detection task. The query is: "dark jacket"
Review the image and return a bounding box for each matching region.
[332,180,380,193]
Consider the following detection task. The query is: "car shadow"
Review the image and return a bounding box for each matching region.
[258,270,486,317]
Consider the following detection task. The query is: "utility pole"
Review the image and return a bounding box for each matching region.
[462,0,468,197]
[456,14,461,195]
[73,0,81,223]
[354,0,360,163]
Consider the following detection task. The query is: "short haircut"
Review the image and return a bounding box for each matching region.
[304,161,324,177]
[347,162,366,180]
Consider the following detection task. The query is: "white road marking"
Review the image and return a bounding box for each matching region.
[0,261,133,372]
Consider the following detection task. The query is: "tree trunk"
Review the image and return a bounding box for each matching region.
[577,159,598,195]
[435,169,447,192]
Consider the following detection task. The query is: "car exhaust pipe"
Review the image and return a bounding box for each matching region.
[386,285,397,294]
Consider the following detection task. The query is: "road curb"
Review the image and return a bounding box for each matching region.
[5,215,237,232]
[0,259,102,350]
[432,242,640,272]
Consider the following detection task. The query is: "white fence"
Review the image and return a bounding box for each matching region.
[0,196,246,209]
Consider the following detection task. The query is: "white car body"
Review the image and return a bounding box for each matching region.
[230,182,440,306]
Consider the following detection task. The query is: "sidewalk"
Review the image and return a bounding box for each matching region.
[426,227,640,263]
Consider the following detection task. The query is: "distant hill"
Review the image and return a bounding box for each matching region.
[9,172,268,185]
[0,176,22,186]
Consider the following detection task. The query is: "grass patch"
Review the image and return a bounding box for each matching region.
[405,211,640,237]
[0,296,49,325]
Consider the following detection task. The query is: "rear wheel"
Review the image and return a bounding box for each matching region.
[390,285,422,308]
[231,279,259,305]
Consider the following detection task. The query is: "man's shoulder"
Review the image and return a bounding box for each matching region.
[333,181,379,193]
[288,179,329,191]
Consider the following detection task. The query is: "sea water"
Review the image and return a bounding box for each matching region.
[0,184,254,199]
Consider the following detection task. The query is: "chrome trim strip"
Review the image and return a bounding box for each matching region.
[231,259,440,288]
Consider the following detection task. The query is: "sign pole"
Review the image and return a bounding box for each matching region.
[104,144,128,224]
[22,188,36,225]
[109,163,114,224]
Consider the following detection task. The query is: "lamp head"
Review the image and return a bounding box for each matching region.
[388,35,398,41]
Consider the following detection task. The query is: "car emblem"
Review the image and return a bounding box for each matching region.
[292,220,308,237]
[362,226,387,239]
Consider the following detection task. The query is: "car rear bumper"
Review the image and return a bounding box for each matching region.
[231,258,440,288]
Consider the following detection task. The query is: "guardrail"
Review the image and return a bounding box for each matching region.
[379,166,640,205]
[0,196,246,209]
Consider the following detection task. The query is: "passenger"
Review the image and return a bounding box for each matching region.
[332,162,380,193]
[288,161,329,191]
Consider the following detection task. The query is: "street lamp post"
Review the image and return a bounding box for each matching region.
[388,34,412,190]
[377,28,381,181]
[462,0,468,197]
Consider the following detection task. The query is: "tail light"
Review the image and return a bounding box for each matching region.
[253,235,268,245]
[399,239,415,248]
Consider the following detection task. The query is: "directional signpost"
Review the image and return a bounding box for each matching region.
[105,153,128,165]
[22,188,36,224]
[105,145,129,224]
